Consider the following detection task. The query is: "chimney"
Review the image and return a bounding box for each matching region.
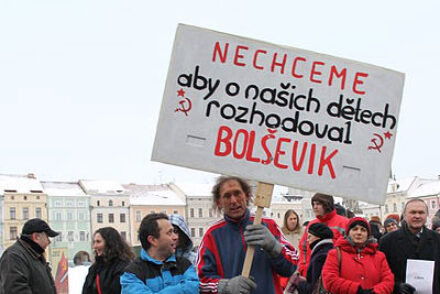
[27,173,36,179]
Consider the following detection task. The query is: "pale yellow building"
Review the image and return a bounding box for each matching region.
[124,184,186,247]
[79,180,131,243]
[0,174,48,251]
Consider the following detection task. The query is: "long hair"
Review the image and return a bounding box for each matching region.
[93,227,134,263]
[282,209,301,233]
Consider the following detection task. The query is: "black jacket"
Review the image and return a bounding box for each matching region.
[297,239,333,294]
[82,256,130,294]
[379,225,440,294]
[0,237,56,294]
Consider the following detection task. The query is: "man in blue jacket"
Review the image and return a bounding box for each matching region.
[198,176,298,294]
[121,213,199,293]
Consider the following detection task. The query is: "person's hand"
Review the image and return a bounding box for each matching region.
[357,287,374,294]
[244,224,282,257]
[399,283,416,294]
[218,276,257,294]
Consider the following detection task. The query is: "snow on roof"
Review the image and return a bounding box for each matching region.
[387,177,417,193]
[175,183,212,197]
[79,180,127,195]
[0,174,44,194]
[124,184,185,206]
[41,181,86,197]
[408,179,440,198]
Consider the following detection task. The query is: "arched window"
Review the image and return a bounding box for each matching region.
[109,200,113,207]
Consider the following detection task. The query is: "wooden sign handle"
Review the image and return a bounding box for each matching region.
[241,182,274,278]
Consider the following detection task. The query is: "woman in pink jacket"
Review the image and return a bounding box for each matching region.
[322,217,394,294]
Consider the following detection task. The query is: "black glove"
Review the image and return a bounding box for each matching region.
[357,287,374,294]
[399,283,416,294]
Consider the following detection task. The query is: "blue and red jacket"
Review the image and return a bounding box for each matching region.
[197,209,298,294]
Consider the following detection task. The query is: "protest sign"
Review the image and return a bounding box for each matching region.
[152,24,405,204]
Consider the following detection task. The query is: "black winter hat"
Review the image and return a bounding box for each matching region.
[22,218,59,237]
[308,223,334,240]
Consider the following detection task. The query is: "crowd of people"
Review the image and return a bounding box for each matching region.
[1,175,440,294]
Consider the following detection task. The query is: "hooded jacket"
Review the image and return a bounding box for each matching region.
[169,214,197,266]
[198,209,298,294]
[322,218,394,294]
[296,238,333,294]
[298,209,349,276]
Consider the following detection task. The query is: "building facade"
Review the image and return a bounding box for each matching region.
[0,174,48,250]
[124,183,186,247]
[42,181,92,260]
[79,180,131,243]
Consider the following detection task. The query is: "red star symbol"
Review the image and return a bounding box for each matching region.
[177,89,185,97]
[384,131,392,139]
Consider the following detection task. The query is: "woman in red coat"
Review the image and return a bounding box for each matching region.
[322,217,394,294]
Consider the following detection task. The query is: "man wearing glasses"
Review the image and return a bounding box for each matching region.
[0,218,60,294]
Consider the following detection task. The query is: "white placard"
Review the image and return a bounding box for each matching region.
[152,24,405,204]
[406,259,434,294]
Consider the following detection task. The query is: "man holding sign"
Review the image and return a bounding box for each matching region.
[197,176,298,294]
[380,198,440,294]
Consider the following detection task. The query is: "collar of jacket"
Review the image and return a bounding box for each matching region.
[316,209,337,222]
[335,236,377,254]
[141,248,177,265]
[310,238,333,255]
[18,236,44,259]
[224,208,250,225]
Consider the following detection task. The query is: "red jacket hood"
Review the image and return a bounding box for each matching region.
[334,236,378,254]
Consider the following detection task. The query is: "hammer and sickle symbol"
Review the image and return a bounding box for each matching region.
[175,98,192,116]
[368,133,384,153]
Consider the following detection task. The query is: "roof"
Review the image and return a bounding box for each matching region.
[79,180,127,195]
[387,177,417,193]
[124,184,185,206]
[0,174,44,194]
[175,183,212,197]
[408,179,440,198]
[41,181,87,197]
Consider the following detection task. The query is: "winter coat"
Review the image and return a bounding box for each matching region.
[0,237,56,294]
[296,239,333,294]
[169,214,197,266]
[281,227,302,249]
[82,255,130,294]
[120,248,199,293]
[322,237,394,294]
[198,209,298,294]
[298,209,349,276]
[379,225,440,294]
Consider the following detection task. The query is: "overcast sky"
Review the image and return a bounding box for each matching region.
[0,0,439,185]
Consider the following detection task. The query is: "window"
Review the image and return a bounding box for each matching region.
[109,200,113,207]
[10,207,16,220]
[66,201,74,207]
[77,201,85,207]
[55,234,63,242]
[97,213,103,223]
[35,208,41,218]
[190,208,194,218]
[97,200,100,206]
[432,200,436,209]
[136,211,141,222]
[120,213,126,223]
[10,227,18,240]
[122,201,125,207]
[199,227,204,237]
[79,231,86,241]
[67,212,73,221]
[198,208,203,218]
[55,201,62,207]
[10,196,15,200]
[24,196,27,200]
[209,208,213,217]
[23,207,29,220]
[36,196,40,200]
[109,213,114,223]
[190,228,196,237]
[385,204,389,213]
[277,213,281,218]
[68,231,74,241]
[56,212,62,221]
[121,231,127,240]
[79,212,84,220]
[173,210,178,214]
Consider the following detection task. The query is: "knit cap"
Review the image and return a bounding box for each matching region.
[308,223,334,240]
[347,217,371,236]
